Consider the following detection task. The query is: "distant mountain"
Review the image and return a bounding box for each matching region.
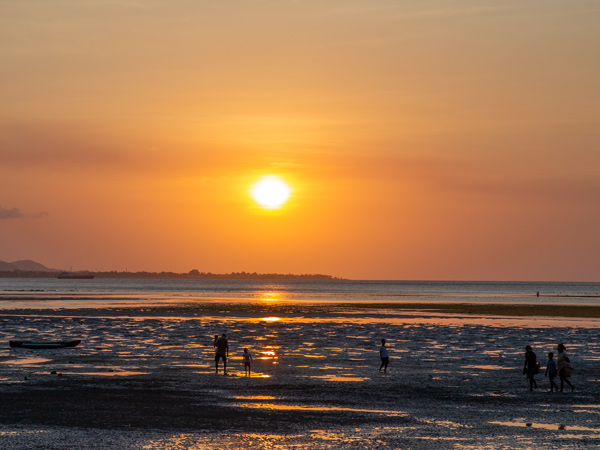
[0,259,55,272]
[0,261,14,271]
[11,259,54,271]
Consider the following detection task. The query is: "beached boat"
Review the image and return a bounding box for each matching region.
[57,272,94,279]
[9,339,82,349]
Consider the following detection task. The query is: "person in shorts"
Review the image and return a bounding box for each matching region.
[545,352,559,392]
[215,334,229,375]
[243,347,253,377]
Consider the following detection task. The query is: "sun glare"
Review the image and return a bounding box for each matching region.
[250,176,292,209]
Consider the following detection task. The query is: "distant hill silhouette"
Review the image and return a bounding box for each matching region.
[0,259,342,280]
[0,259,56,272]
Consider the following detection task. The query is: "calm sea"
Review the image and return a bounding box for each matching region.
[0,279,599,305]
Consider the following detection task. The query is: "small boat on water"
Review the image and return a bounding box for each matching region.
[9,340,82,349]
[57,272,94,279]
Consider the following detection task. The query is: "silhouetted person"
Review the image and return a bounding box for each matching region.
[545,352,559,392]
[524,345,537,390]
[557,343,574,392]
[243,347,253,377]
[379,339,389,373]
[215,334,229,375]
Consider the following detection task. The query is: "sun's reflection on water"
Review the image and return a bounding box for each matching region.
[260,293,280,302]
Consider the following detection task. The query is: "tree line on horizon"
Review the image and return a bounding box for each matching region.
[0,269,342,280]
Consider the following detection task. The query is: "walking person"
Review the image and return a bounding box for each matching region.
[379,339,389,373]
[557,343,574,392]
[215,334,229,375]
[545,352,559,392]
[524,345,538,391]
[243,347,253,377]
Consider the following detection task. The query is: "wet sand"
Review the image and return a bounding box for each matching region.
[350,302,600,318]
[1,301,599,449]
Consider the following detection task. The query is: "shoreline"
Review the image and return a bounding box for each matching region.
[2,298,600,318]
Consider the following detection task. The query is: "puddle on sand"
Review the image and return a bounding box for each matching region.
[313,375,367,382]
[172,363,211,368]
[573,406,600,414]
[235,395,276,400]
[0,357,51,365]
[235,403,406,416]
[258,350,278,360]
[462,365,513,370]
[70,371,149,377]
[225,372,271,378]
[491,421,600,434]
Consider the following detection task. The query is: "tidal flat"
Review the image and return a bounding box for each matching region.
[1,300,599,449]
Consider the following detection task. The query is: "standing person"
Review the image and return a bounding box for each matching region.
[379,339,389,373]
[545,352,559,392]
[213,335,219,348]
[524,345,537,391]
[215,334,229,375]
[557,343,574,392]
[243,348,253,377]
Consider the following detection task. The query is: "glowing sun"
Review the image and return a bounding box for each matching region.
[250,176,292,209]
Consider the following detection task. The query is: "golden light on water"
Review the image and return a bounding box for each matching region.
[260,293,280,302]
[261,317,281,322]
[250,176,292,209]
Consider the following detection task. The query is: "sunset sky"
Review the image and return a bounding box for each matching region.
[1,1,599,281]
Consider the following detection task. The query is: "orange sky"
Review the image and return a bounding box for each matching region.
[1,1,599,280]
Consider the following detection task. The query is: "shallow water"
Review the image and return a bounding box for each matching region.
[1,278,600,307]
[1,286,600,449]
[1,304,599,388]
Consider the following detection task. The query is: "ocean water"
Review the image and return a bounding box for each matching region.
[0,278,599,305]
[2,277,600,450]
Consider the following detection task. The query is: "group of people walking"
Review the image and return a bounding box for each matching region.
[524,343,574,392]
[381,338,577,394]
[212,333,576,392]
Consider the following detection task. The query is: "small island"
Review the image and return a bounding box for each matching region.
[89,270,342,280]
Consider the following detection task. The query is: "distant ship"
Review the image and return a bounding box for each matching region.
[57,272,95,280]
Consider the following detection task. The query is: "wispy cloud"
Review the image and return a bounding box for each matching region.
[0,205,24,219]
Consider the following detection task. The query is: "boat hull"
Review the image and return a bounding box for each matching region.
[57,274,94,279]
[9,340,82,349]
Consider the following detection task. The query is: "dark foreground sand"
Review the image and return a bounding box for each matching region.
[1,301,599,449]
